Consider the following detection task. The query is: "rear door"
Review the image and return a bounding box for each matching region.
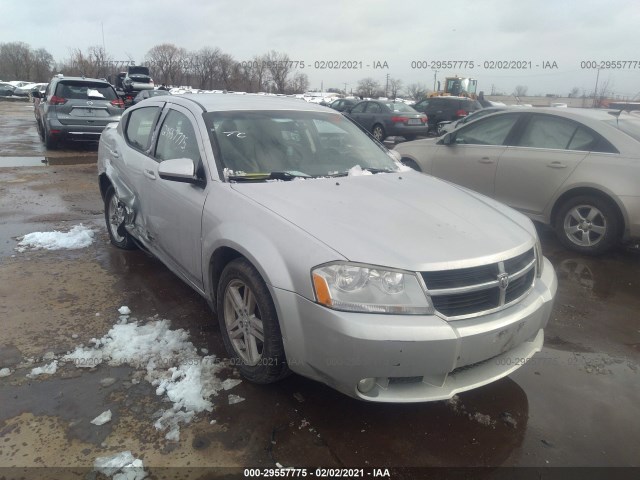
[431,113,522,196]
[347,101,370,129]
[494,113,589,216]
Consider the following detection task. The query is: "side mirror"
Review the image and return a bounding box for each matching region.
[158,158,200,184]
[440,133,453,145]
[31,90,42,99]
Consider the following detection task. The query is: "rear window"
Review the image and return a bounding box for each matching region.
[56,81,117,101]
[382,102,416,113]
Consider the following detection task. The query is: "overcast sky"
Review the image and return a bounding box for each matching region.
[3,0,639,97]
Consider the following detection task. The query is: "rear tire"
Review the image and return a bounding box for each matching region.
[104,186,137,250]
[217,258,290,384]
[372,124,386,142]
[554,195,620,255]
[44,124,58,150]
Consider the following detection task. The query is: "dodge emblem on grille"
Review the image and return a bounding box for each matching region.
[498,273,510,290]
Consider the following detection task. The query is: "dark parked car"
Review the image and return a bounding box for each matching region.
[328,98,360,112]
[346,100,428,141]
[33,75,124,149]
[132,89,171,104]
[412,96,482,134]
[0,82,16,96]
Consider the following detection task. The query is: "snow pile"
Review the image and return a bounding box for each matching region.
[27,360,58,378]
[0,368,11,378]
[347,165,374,176]
[91,410,112,426]
[94,451,146,480]
[446,394,496,428]
[17,224,95,252]
[64,308,241,440]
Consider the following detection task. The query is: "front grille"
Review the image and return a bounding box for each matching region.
[432,288,500,317]
[421,248,535,319]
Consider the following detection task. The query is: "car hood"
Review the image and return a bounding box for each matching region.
[231,171,535,271]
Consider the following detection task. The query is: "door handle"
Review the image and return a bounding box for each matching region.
[144,169,156,179]
[547,161,567,169]
[478,157,494,164]
[111,149,120,158]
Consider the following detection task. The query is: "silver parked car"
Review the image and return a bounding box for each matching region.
[98,95,556,402]
[394,108,640,255]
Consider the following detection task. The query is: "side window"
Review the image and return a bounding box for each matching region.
[125,107,159,151]
[155,110,201,163]
[516,115,579,149]
[351,102,366,113]
[453,114,520,146]
[567,127,597,151]
[365,103,381,113]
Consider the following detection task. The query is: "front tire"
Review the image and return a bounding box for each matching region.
[554,195,620,255]
[104,186,137,250]
[217,258,289,384]
[401,158,421,172]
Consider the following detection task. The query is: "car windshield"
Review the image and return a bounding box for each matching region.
[382,102,416,113]
[604,118,640,142]
[204,110,399,179]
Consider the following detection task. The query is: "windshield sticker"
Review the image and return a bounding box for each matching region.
[222,130,246,138]
[161,125,188,150]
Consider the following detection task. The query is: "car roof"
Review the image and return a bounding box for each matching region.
[166,93,339,113]
[53,76,111,84]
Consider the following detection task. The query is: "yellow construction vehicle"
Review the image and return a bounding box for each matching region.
[430,76,478,98]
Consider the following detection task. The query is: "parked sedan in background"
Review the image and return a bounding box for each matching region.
[346,99,428,141]
[412,96,482,134]
[132,89,171,104]
[98,94,555,402]
[438,106,509,135]
[328,98,360,112]
[0,82,15,96]
[394,108,640,254]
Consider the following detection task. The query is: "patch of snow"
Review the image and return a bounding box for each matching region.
[228,394,245,405]
[221,378,242,391]
[94,451,146,479]
[0,368,11,378]
[64,313,230,440]
[17,224,95,251]
[347,165,373,176]
[118,306,131,315]
[91,410,112,426]
[27,360,58,378]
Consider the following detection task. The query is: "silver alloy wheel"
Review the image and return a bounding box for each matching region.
[372,125,384,141]
[223,279,265,366]
[108,194,126,243]
[563,204,607,247]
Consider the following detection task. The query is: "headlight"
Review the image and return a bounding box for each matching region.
[534,237,544,278]
[311,263,434,315]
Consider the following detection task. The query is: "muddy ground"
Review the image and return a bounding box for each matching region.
[0,100,638,478]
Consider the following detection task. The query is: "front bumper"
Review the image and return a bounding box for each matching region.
[274,257,556,402]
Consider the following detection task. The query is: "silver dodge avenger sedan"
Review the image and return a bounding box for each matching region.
[98,94,557,402]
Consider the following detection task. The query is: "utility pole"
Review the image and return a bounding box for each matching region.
[344,83,348,95]
[593,68,600,108]
[385,73,390,98]
[433,70,438,92]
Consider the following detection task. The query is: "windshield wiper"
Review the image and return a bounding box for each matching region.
[227,171,311,182]
[324,167,395,177]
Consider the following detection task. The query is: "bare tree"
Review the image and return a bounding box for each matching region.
[594,77,612,107]
[569,86,580,98]
[286,72,309,94]
[0,41,33,80]
[145,43,188,86]
[214,53,237,90]
[514,85,528,97]
[389,78,403,99]
[405,83,428,101]
[264,50,292,94]
[356,77,380,98]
